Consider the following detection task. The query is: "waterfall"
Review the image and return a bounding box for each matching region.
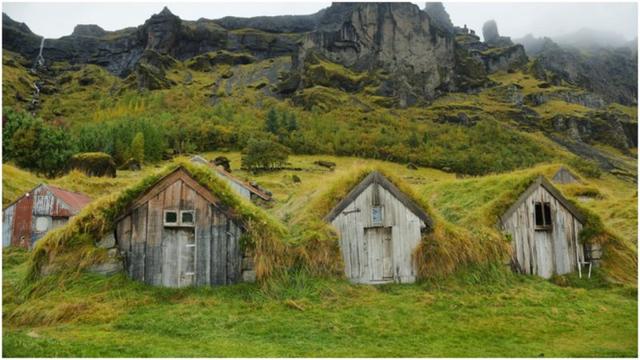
[33,37,45,69]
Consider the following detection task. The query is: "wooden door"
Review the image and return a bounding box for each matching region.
[534,231,554,278]
[365,227,393,282]
[162,228,196,287]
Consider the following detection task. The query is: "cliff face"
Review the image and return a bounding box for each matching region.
[531,41,638,106]
[294,3,455,104]
[2,8,297,77]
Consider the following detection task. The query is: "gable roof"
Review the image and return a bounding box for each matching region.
[117,166,237,221]
[552,166,579,183]
[214,166,272,201]
[190,155,271,201]
[47,185,92,213]
[324,171,433,228]
[501,175,585,224]
[3,184,91,214]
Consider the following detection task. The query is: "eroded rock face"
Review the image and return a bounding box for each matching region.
[551,111,637,150]
[294,3,455,105]
[531,39,638,106]
[424,2,454,34]
[480,45,528,73]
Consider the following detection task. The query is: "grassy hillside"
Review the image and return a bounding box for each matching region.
[5,50,636,178]
[3,248,637,357]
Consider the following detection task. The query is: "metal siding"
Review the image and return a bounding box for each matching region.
[3,205,15,247]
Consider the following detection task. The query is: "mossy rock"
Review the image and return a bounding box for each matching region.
[68,152,117,177]
[186,51,255,72]
[301,52,375,93]
[292,86,349,112]
[118,158,141,171]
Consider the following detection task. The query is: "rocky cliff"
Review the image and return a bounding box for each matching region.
[291,2,455,106]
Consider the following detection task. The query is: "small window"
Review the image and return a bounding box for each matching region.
[164,210,178,226]
[180,210,195,226]
[371,206,383,225]
[35,216,50,232]
[534,202,552,230]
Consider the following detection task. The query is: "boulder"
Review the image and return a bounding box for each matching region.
[88,259,123,276]
[96,233,116,248]
[213,156,231,172]
[242,270,256,283]
[314,160,336,169]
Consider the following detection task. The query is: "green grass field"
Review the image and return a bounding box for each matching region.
[2,248,637,357]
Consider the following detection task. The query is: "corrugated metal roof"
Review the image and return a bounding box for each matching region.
[213,166,272,201]
[46,185,92,213]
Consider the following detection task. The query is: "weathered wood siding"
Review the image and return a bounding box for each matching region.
[331,183,425,284]
[502,185,584,278]
[115,176,246,287]
[213,171,252,200]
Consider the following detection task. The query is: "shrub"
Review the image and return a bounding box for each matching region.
[241,138,290,171]
[3,107,76,178]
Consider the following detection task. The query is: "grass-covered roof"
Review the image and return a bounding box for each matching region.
[27,160,289,283]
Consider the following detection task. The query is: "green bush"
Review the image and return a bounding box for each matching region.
[241,137,290,171]
[3,107,76,177]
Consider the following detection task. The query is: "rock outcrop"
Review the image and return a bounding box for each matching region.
[291,2,455,106]
[482,20,513,47]
[424,2,454,34]
[523,36,637,105]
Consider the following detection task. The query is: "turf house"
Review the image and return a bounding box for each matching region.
[500,176,600,278]
[3,184,91,248]
[325,171,433,284]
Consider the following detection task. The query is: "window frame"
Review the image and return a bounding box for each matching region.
[163,210,179,227]
[534,202,553,231]
[180,210,196,227]
[371,205,384,226]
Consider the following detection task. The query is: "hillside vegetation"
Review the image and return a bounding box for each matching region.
[4,48,636,180]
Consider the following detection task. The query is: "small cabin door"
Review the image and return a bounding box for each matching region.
[162,228,196,287]
[365,227,393,282]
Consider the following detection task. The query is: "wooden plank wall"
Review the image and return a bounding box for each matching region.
[115,177,245,287]
[502,185,584,278]
[331,183,426,284]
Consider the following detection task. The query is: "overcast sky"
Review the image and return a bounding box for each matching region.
[2,1,637,41]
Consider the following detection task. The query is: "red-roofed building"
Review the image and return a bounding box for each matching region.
[2,184,92,248]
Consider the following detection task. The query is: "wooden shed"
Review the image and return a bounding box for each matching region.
[500,176,597,278]
[552,167,579,184]
[2,184,91,248]
[114,166,254,288]
[325,172,433,284]
[190,155,271,202]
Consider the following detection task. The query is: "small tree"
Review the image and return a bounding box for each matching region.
[264,108,280,134]
[285,112,298,132]
[131,132,145,164]
[241,138,290,171]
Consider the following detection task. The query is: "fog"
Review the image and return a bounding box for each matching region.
[2,2,637,43]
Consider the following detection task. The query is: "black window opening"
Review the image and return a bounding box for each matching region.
[165,211,178,225]
[181,210,195,226]
[534,202,552,230]
[164,210,195,227]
